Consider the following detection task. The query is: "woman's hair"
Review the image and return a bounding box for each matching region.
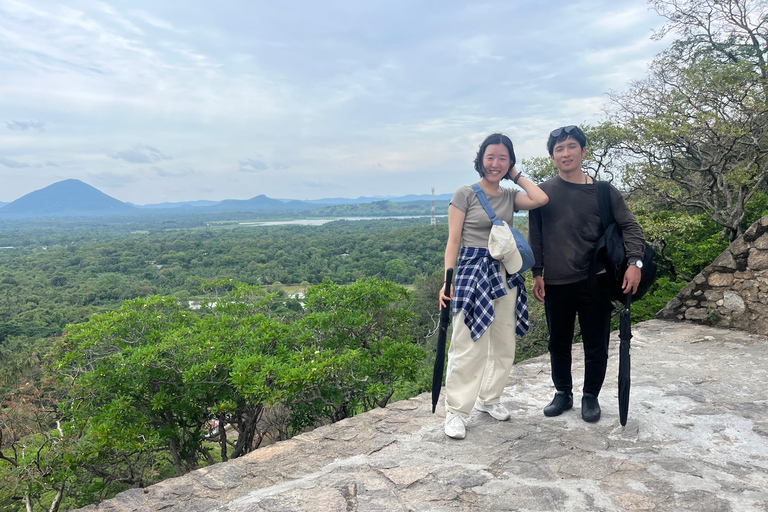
[473,133,516,179]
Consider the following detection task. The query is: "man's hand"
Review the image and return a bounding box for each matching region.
[623,265,642,295]
[533,276,546,303]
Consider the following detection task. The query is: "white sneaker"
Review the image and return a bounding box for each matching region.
[474,400,511,421]
[444,412,467,439]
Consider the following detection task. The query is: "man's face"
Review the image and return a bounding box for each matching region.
[550,136,586,174]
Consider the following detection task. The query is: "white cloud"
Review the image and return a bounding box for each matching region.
[0,156,31,168]
[6,120,46,131]
[109,144,172,164]
[238,158,269,172]
[0,0,668,203]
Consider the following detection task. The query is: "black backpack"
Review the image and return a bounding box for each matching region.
[590,181,657,302]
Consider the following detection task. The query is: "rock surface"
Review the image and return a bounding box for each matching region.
[77,320,768,512]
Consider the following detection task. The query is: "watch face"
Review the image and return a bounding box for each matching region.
[634,260,644,269]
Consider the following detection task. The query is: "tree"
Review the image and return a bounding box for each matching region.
[53,296,201,480]
[288,279,423,426]
[0,370,80,512]
[52,289,294,478]
[609,0,768,241]
[47,277,425,505]
[520,156,558,184]
[521,123,635,185]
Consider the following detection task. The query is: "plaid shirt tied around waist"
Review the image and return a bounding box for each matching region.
[452,246,529,341]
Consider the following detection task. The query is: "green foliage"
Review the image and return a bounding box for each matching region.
[312,200,449,217]
[0,219,448,349]
[290,279,423,425]
[635,205,729,280]
[743,191,768,231]
[53,296,202,479]
[630,276,687,322]
[515,275,549,362]
[609,0,768,241]
[41,277,421,506]
[520,156,558,184]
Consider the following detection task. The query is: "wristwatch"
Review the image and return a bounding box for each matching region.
[629,260,644,269]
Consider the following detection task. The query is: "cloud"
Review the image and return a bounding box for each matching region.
[151,166,201,178]
[0,0,669,204]
[457,35,505,65]
[6,120,45,131]
[109,144,172,164]
[304,180,337,189]
[238,158,269,172]
[0,156,31,168]
[88,172,139,188]
[129,9,179,32]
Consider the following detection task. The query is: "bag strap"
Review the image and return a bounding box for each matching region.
[471,183,504,226]
[595,181,615,230]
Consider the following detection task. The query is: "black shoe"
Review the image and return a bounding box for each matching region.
[543,391,573,417]
[581,393,601,423]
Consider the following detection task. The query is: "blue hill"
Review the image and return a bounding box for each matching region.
[209,194,322,212]
[0,179,137,218]
[0,180,447,218]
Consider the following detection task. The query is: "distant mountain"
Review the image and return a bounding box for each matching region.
[311,199,448,217]
[388,193,453,203]
[297,193,452,205]
[130,200,222,209]
[128,193,449,209]
[0,180,449,219]
[0,179,137,218]
[208,195,324,212]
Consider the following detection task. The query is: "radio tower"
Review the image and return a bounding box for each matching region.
[430,187,436,229]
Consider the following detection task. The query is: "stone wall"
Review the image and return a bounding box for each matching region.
[657,214,768,335]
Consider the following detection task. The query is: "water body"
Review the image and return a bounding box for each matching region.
[239,215,447,227]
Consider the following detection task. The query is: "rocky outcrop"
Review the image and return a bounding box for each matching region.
[658,214,768,335]
[76,320,768,511]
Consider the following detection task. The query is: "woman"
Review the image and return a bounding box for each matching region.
[439,133,548,439]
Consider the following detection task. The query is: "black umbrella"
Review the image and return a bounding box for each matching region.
[618,292,632,426]
[432,267,454,414]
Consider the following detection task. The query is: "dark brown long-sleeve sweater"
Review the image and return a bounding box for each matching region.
[528,176,646,285]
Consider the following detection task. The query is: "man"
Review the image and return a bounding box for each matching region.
[528,125,645,423]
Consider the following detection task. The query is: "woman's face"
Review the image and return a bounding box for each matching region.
[482,143,511,183]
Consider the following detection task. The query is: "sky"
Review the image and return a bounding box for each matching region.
[0,0,671,205]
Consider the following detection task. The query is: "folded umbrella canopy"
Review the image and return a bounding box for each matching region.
[432,268,453,414]
[618,292,632,426]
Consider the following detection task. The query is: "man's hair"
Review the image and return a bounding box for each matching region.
[547,125,587,156]
[473,133,516,179]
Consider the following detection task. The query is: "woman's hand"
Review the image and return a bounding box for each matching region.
[438,282,454,309]
[511,170,549,211]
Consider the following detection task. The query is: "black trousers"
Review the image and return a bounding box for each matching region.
[544,277,613,397]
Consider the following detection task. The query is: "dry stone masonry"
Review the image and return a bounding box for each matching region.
[658,214,768,335]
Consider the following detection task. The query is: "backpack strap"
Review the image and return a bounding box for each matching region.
[596,181,615,230]
[471,183,503,226]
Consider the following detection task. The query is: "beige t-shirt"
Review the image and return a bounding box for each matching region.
[450,184,519,248]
